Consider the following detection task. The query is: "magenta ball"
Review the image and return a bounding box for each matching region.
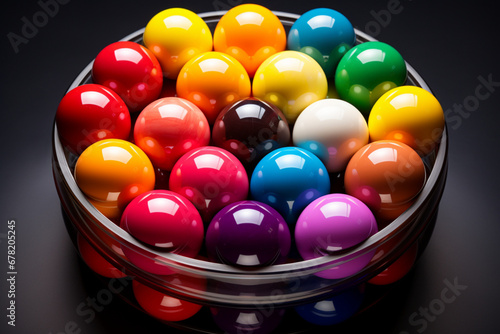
[206,201,291,267]
[169,146,249,222]
[295,194,378,279]
[120,190,204,275]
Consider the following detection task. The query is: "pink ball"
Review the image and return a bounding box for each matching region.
[169,147,249,222]
[295,193,378,279]
[120,190,204,275]
[134,97,210,170]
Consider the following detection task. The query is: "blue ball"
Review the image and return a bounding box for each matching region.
[295,285,364,326]
[288,8,356,77]
[250,147,330,224]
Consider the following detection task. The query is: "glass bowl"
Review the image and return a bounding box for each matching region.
[52,10,448,333]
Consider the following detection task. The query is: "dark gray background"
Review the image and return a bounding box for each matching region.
[1,0,499,333]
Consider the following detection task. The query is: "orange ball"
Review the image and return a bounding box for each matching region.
[214,4,286,77]
[74,139,155,220]
[176,51,251,124]
[344,140,426,223]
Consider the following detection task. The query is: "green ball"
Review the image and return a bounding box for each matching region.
[334,41,407,116]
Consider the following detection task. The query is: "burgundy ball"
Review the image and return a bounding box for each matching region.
[212,98,290,168]
[205,200,291,267]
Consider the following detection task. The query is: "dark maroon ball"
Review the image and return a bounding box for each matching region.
[212,98,290,168]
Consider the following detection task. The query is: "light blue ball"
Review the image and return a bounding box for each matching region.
[250,147,330,224]
[288,8,356,77]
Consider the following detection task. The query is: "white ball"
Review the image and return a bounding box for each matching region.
[293,99,369,172]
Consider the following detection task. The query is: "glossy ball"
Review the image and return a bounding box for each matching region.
[133,277,203,322]
[77,233,126,278]
[335,41,407,115]
[212,98,290,168]
[119,190,203,276]
[143,8,212,79]
[74,139,155,221]
[295,194,378,279]
[295,285,364,325]
[120,190,204,256]
[293,98,369,172]
[177,51,251,124]
[214,4,286,77]
[253,50,328,124]
[250,147,330,224]
[344,140,426,223]
[368,86,445,156]
[55,84,131,155]
[368,242,418,285]
[206,201,291,267]
[288,8,356,77]
[92,41,163,112]
[169,147,249,222]
[211,307,285,334]
[134,97,210,170]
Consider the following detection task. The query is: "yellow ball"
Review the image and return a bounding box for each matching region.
[252,51,328,124]
[368,86,445,155]
[143,8,213,79]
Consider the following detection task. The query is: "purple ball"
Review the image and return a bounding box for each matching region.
[206,201,291,267]
[295,194,378,279]
[211,306,285,334]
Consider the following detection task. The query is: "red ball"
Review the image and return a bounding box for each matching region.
[77,233,127,278]
[169,147,249,222]
[55,84,131,154]
[121,190,204,254]
[92,41,163,112]
[368,242,418,285]
[120,190,204,275]
[134,97,210,170]
[133,276,204,322]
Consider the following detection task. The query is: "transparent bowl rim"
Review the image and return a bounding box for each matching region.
[53,10,448,282]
